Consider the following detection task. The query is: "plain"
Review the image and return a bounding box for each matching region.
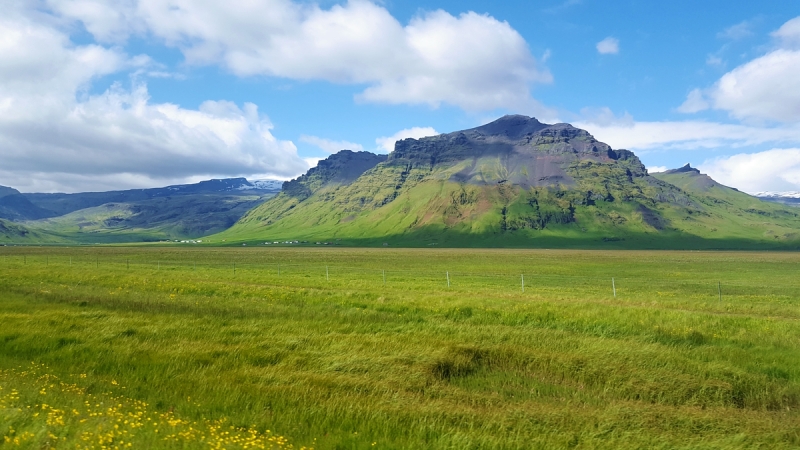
[0,246,798,449]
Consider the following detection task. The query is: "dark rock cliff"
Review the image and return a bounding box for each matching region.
[283,150,388,199]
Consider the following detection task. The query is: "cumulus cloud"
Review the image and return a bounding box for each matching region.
[1,83,308,192]
[708,49,800,122]
[596,37,619,55]
[375,127,439,153]
[647,166,668,173]
[772,16,800,48]
[300,135,364,154]
[699,149,800,193]
[0,7,307,193]
[679,16,800,123]
[47,0,551,111]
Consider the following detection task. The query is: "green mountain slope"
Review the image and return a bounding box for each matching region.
[650,165,800,243]
[0,178,277,244]
[215,115,800,249]
[26,194,273,243]
[0,218,63,244]
[23,178,278,217]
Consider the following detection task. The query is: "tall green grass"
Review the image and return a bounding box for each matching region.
[0,247,798,448]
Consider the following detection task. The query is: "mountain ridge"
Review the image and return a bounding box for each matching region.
[216,115,800,248]
[0,177,283,243]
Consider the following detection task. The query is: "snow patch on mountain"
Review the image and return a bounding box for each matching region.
[754,192,800,199]
[241,180,284,191]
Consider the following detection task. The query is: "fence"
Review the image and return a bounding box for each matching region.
[2,252,798,303]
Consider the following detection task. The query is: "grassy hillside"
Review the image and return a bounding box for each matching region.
[0,218,63,244]
[0,247,798,448]
[216,162,800,249]
[26,194,273,243]
[213,117,800,249]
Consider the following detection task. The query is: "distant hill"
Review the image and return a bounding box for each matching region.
[27,195,271,243]
[0,218,62,244]
[754,192,800,207]
[24,177,281,217]
[215,116,800,249]
[0,178,283,243]
[0,185,54,221]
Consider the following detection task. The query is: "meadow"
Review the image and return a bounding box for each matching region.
[0,246,798,449]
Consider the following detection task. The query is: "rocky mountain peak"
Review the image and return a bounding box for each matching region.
[282,150,388,199]
[0,185,21,199]
[387,115,645,188]
[664,163,701,174]
[469,115,548,140]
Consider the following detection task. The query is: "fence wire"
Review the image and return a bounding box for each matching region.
[3,253,799,302]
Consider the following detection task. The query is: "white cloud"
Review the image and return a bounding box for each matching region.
[647,166,668,173]
[579,107,633,127]
[302,157,324,170]
[708,49,800,122]
[717,20,754,40]
[576,119,800,151]
[699,149,800,193]
[375,127,439,153]
[300,135,364,154]
[0,83,308,192]
[679,16,800,123]
[50,0,551,111]
[0,7,307,193]
[596,37,619,55]
[676,88,709,113]
[772,16,800,48]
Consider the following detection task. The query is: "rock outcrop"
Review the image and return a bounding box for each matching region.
[282,150,388,200]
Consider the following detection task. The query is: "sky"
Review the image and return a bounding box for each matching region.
[2,0,800,194]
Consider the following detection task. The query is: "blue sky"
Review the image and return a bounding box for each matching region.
[1,0,799,193]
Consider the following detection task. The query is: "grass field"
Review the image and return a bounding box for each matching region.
[0,246,798,449]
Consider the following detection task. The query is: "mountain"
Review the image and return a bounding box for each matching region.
[23,177,281,217]
[214,115,800,249]
[0,185,54,221]
[1,178,282,243]
[246,180,285,191]
[282,150,388,200]
[0,218,63,244]
[753,191,800,207]
[27,195,270,243]
[650,164,732,192]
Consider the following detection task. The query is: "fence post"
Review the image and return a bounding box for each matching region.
[612,277,616,298]
[521,274,524,292]
[446,271,450,288]
[718,281,721,302]
[326,265,329,281]
[383,270,386,285]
